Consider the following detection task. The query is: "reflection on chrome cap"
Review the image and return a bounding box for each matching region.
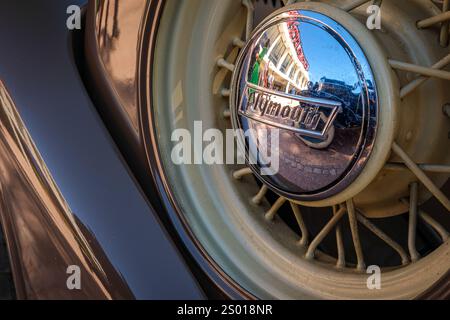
[231,9,378,201]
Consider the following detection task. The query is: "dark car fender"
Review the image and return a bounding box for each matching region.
[0,0,202,299]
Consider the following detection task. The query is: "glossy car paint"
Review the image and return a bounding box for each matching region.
[0,0,202,299]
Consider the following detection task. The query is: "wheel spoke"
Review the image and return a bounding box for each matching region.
[341,0,370,12]
[389,59,450,81]
[440,0,450,46]
[347,199,365,271]
[385,163,450,173]
[392,142,450,211]
[399,53,450,98]
[282,0,304,5]
[217,58,235,73]
[419,211,450,242]
[232,37,246,49]
[408,182,421,262]
[305,206,346,260]
[233,167,253,180]
[334,205,346,268]
[290,202,309,246]
[242,0,254,41]
[221,88,231,97]
[356,210,409,265]
[265,196,287,220]
[223,109,231,118]
[400,199,450,242]
[417,10,450,29]
[252,185,268,205]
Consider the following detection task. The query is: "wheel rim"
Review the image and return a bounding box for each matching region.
[149,0,450,299]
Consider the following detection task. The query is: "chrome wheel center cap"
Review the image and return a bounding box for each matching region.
[231,7,380,202]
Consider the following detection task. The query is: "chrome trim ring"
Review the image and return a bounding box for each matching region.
[231,8,379,201]
[231,2,399,206]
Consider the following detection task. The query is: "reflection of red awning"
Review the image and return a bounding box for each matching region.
[287,21,309,71]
